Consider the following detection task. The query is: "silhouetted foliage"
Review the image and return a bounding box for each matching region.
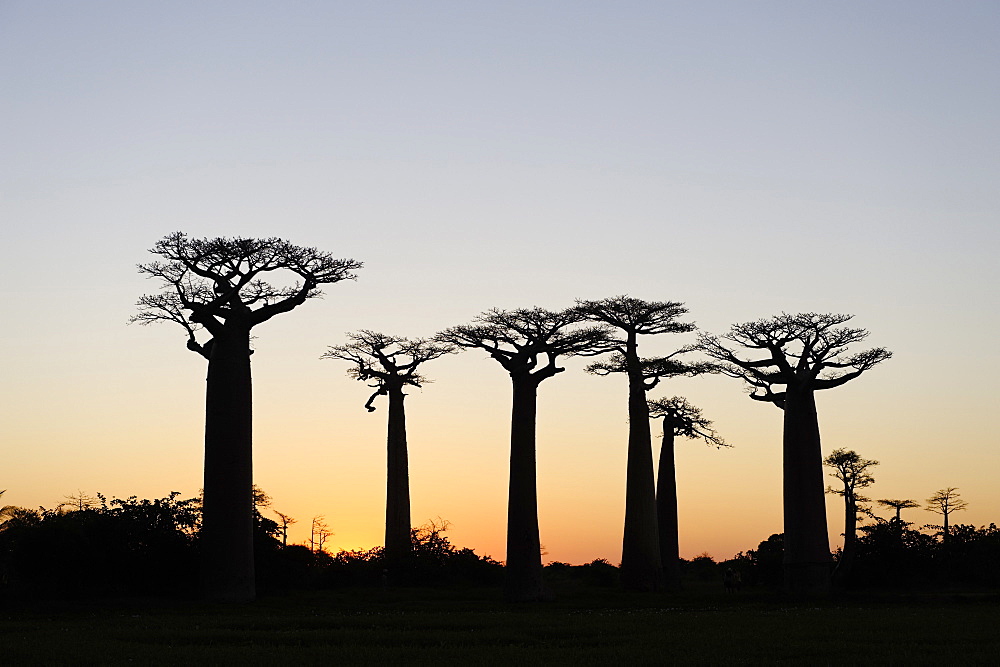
[699,313,891,594]
[323,331,454,566]
[308,520,503,589]
[132,232,362,603]
[576,296,696,592]
[647,397,728,590]
[0,492,201,599]
[438,307,611,602]
[725,534,785,588]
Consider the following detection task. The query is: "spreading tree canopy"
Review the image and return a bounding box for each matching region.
[438,307,611,601]
[133,232,361,602]
[323,331,454,566]
[699,312,890,593]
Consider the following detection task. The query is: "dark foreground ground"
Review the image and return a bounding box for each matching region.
[3,582,999,665]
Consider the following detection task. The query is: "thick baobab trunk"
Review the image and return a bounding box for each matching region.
[201,323,255,602]
[782,387,831,594]
[656,422,681,591]
[621,340,662,592]
[384,386,412,567]
[505,377,547,602]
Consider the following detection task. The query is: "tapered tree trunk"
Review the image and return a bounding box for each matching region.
[621,338,662,592]
[384,386,412,567]
[782,387,831,594]
[505,377,547,601]
[656,422,681,590]
[201,322,255,602]
[832,494,858,587]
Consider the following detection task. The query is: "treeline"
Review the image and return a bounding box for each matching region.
[727,522,1000,590]
[0,491,504,599]
[5,487,998,600]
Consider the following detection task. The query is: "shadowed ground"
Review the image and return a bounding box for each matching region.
[3,583,999,664]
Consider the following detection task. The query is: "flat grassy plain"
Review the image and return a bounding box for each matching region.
[3,582,999,665]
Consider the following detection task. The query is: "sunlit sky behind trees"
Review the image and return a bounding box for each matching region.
[2,1,998,564]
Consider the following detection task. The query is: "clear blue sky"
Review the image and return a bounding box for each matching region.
[2,1,998,562]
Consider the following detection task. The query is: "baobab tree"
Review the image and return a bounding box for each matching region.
[576,296,695,592]
[273,510,296,548]
[132,232,361,602]
[699,312,891,593]
[437,307,611,601]
[925,487,968,543]
[322,331,454,566]
[646,396,728,591]
[877,498,920,523]
[823,448,878,585]
[309,515,333,552]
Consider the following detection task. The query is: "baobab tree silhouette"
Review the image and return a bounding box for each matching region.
[322,331,454,568]
[646,396,728,591]
[132,232,361,602]
[576,296,695,592]
[925,487,968,543]
[877,498,920,523]
[437,307,611,601]
[699,312,891,594]
[824,448,878,586]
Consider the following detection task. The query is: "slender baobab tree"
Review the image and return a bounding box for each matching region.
[699,312,891,593]
[576,296,695,592]
[132,232,361,602]
[273,510,296,548]
[925,487,968,543]
[438,307,611,601]
[646,396,728,591]
[823,448,878,585]
[322,331,454,566]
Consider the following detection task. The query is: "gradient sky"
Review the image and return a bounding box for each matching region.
[2,1,998,564]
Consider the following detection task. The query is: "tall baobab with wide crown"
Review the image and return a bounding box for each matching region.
[699,312,891,593]
[322,331,454,568]
[438,307,611,601]
[576,296,696,592]
[647,396,728,591]
[132,232,361,602]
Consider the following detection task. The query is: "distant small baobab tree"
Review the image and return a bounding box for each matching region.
[322,331,454,567]
[132,232,361,602]
[576,296,697,592]
[877,498,920,523]
[699,312,891,594]
[925,487,968,543]
[647,396,728,591]
[438,307,611,602]
[273,510,296,548]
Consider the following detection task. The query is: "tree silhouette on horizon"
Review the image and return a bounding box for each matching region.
[132,232,361,602]
[699,312,891,594]
[647,396,728,591]
[925,487,968,543]
[323,331,454,568]
[576,296,695,592]
[437,307,611,601]
[824,448,878,586]
[877,498,920,523]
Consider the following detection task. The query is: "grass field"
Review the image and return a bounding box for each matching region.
[3,582,999,665]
